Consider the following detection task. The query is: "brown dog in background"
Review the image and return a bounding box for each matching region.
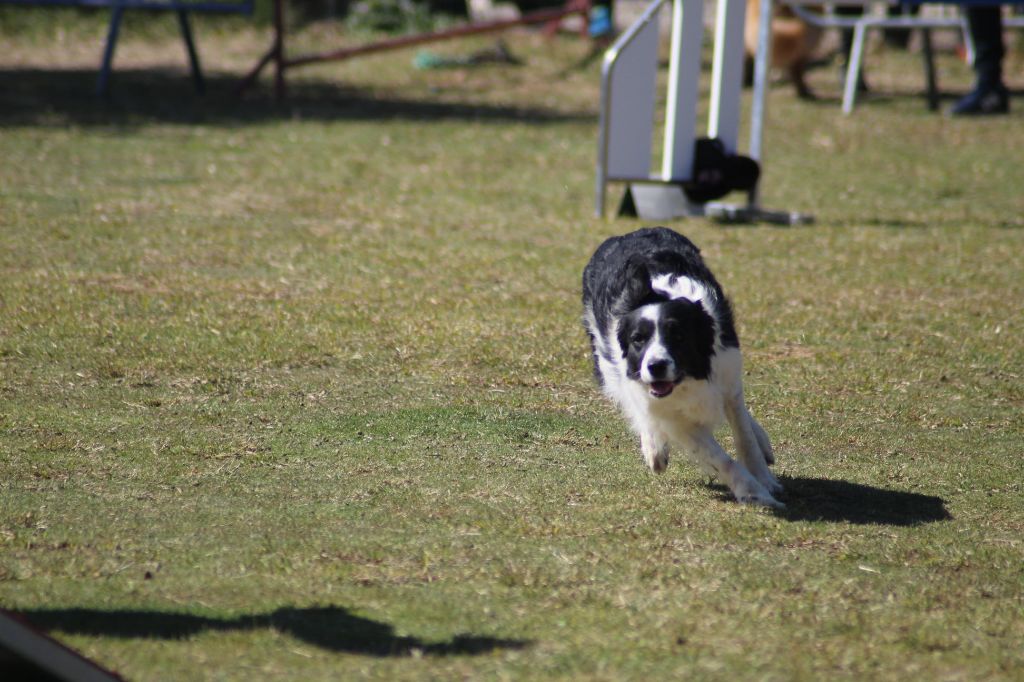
[744,0,823,99]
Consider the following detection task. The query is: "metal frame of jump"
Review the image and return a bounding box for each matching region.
[596,0,813,224]
[236,0,592,100]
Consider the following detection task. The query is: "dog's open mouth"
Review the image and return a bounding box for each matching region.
[649,381,675,398]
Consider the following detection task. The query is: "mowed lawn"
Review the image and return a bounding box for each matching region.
[1,17,1023,680]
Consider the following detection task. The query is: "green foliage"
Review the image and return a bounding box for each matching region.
[1,24,1023,681]
[0,0,328,33]
[0,6,109,38]
[345,0,442,33]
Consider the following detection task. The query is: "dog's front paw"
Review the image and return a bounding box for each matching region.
[646,447,669,474]
[737,491,785,509]
[736,445,783,496]
[641,434,670,473]
[757,468,784,497]
[732,476,785,509]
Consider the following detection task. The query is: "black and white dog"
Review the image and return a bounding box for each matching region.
[582,227,783,508]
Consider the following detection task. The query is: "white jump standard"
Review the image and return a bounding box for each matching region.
[595,0,813,224]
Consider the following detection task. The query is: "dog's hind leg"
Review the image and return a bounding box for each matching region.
[750,416,774,465]
[790,60,815,100]
[676,428,782,508]
[725,398,783,497]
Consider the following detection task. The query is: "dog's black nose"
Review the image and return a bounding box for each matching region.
[647,359,671,379]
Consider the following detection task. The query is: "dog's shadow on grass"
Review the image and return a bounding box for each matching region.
[771,475,952,525]
[15,606,528,657]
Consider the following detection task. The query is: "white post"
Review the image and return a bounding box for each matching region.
[748,0,773,206]
[661,0,704,182]
[596,0,666,216]
[603,9,661,180]
[708,0,747,152]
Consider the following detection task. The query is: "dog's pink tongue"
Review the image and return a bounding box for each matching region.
[650,381,674,398]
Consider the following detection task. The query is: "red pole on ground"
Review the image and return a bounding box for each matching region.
[285,2,590,69]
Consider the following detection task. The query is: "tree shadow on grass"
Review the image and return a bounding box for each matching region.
[0,67,594,128]
[773,476,952,526]
[16,606,529,657]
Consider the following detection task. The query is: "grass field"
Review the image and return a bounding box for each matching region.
[1,14,1023,680]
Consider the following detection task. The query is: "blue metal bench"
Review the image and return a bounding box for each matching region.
[1,0,254,95]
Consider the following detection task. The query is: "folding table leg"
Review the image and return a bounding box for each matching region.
[177,11,206,94]
[842,22,868,114]
[921,28,938,111]
[96,6,125,96]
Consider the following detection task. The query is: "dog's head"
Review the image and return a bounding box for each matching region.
[617,298,716,398]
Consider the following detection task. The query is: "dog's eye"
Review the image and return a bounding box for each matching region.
[630,334,645,348]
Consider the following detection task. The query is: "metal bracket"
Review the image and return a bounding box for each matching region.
[618,184,814,225]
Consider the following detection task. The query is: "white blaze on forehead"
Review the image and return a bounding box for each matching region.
[650,273,710,304]
[640,305,661,322]
[639,305,672,383]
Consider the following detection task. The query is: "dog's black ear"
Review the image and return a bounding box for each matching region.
[672,299,716,379]
[616,314,635,358]
[613,257,663,316]
[622,256,652,304]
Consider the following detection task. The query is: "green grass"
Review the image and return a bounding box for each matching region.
[2,20,1024,680]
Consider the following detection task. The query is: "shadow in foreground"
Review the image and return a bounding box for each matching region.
[774,476,951,526]
[16,606,528,657]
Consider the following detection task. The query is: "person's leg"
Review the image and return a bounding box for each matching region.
[951,6,1008,115]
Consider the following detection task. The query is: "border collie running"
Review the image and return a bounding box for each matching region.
[582,227,783,508]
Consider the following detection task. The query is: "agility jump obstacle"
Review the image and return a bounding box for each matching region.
[596,0,813,224]
[237,0,592,100]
